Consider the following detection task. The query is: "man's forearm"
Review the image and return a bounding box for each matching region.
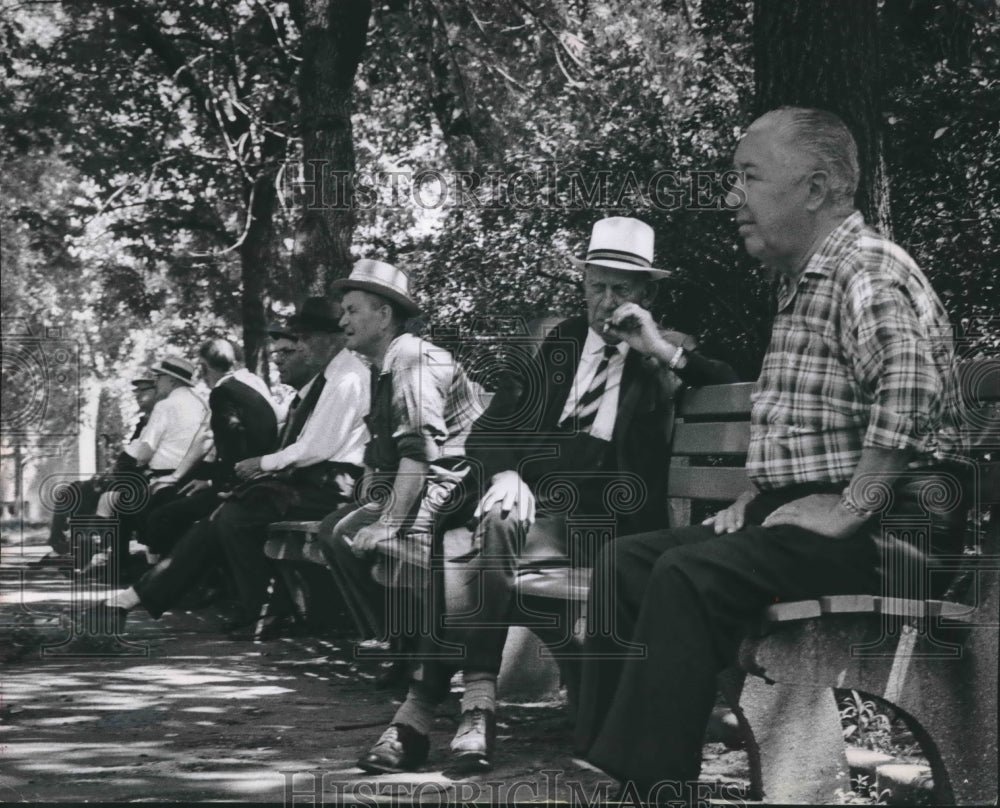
[842,446,914,515]
[383,457,429,527]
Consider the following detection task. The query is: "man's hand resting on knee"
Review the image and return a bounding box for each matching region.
[702,489,756,534]
[475,470,536,526]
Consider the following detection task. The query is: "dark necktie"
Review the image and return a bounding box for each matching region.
[280,375,326,448]
[572,345,618,432]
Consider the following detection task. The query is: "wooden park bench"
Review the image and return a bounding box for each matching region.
[671,364,999,805]
[264,357,998,804]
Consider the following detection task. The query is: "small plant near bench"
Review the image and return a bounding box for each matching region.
[838,690,920,758]
[834,773,891,805]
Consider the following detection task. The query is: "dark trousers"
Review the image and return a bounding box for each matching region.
[48,479,101,554]
[574,469,969,793]
[574,522,881,791]
[113,483,179,558]
[135,481,350,621]
[143,489,222,555]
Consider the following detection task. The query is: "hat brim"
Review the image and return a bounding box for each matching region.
[267,328,297,341]
[149,367,196,386]
[569,256,673,278]
[331,278,421,316]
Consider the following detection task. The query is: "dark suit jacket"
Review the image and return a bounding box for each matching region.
[467,316,737,532]
[208,376,279,488]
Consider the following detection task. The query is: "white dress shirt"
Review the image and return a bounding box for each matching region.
[125,385,208,471]
[557,328,629,442]
[259,348,370,472]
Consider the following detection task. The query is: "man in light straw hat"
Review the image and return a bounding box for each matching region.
[354,219,735,775]
[87,355,208,577]
[318,259,481,692]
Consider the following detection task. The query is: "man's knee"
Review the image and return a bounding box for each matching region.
[477,504,523,557]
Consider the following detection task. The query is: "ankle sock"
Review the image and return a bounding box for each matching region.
[460,672,497,714]
[107,587,140,611]
[392,685,438,737]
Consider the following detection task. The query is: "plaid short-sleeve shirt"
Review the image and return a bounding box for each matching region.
[748,212,964,491]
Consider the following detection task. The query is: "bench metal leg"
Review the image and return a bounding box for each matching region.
[738,677,849,804]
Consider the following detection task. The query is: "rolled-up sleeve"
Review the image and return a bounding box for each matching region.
[391,343,449,464]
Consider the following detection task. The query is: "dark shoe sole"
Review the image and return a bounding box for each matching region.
[357,754,426,775]
[445,750,493,776]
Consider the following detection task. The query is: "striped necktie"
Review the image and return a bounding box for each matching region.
[573,345,618,431]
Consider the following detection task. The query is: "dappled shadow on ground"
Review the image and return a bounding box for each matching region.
[1,522,748,803]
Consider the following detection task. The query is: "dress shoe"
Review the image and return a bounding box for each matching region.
[446,708,495,773]
[357,723,430,774]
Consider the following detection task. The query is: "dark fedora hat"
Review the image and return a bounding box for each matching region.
[285,296,344,334]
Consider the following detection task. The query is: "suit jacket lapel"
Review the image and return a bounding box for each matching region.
[612,349,645,450]
[542,319,586,429]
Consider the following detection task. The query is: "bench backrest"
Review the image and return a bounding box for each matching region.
[668,381,754,504]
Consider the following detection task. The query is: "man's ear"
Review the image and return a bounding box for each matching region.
[804,170,831,212]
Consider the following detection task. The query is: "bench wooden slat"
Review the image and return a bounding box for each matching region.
[667,466,752,501]
[757,596,978,625]
[677,382,755,418]
[761,600,822,622]
[819,594,877,613]
[671,421,751,456]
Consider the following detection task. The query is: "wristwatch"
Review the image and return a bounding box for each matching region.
[668,346,687,370]
[839,487,877,520]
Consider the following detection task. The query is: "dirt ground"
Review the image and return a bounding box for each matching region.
[1,521,749,804]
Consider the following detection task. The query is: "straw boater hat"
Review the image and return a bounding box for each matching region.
[148,356,198,386]
[331,259,421,317]
[569,217,672,279]
[131,376,156,389]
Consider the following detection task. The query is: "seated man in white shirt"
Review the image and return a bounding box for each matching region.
[92,298,371,640]
[91,357,208,573]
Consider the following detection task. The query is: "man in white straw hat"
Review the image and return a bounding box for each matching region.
[88,355,208,576]
[318,259,481,697]
[353,219,736,775]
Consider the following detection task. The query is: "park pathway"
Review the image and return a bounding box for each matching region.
[1,521,748,804]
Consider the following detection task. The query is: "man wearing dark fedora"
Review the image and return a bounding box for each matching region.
[353,219,736,774]
[94,297,371,640]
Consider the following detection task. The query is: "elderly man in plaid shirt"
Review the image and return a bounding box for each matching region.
[574,107,968,798]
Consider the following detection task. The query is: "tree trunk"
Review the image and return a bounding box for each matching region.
[239,173,277,375]
[294,0,373,295]
[753,0,891,235]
